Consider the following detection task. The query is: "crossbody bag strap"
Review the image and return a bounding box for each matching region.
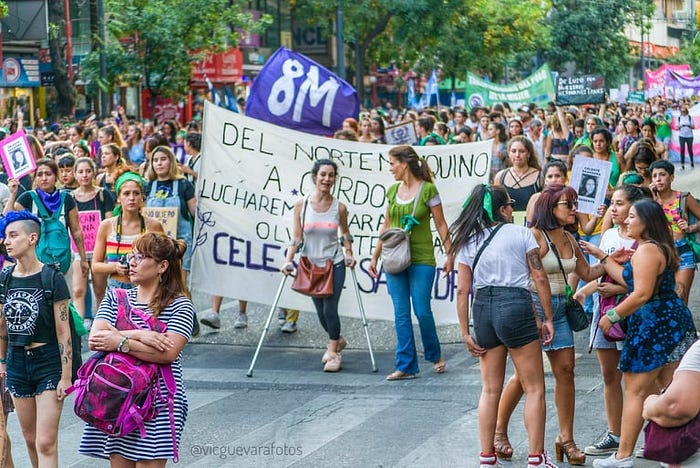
[471,223,505,275]
[541,229,570,293]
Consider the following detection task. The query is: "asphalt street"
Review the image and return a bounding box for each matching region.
[6,168,700,467]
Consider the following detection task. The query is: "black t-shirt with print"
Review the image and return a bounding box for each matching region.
[1,268,70,346]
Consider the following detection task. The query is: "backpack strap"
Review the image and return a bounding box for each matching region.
[114,288,167,331]
[680,191,689,219]
[40,264,56,305]
[0,265,16,304]
[28,191,67,220]
[161,364,178,462]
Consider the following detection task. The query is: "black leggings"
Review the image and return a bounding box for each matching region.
[680,136,694,166]
[312,261,346,340]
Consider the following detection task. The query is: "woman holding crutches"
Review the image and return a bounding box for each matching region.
[281,159,356,372]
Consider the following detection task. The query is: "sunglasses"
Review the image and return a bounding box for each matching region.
[556,200,578,209]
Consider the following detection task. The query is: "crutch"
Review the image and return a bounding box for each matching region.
[246,275,289,377]
[350,267,378,372]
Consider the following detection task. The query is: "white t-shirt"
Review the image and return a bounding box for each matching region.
[598,227,636,260]
[456,223,538,289]
[676,340,700,373]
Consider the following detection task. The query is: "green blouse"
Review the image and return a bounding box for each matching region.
[386,181,440,267]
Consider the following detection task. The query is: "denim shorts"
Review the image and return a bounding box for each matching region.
[675,238,697,271]
[6,344,62,398]
[473,286,539,349]
[532,292,574,351]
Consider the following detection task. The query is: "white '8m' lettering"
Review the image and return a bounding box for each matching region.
[267,59,340,127]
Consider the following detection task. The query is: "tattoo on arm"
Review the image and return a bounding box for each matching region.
[59,339,72,365]
[59,303,68,322]
[527,249,543,270]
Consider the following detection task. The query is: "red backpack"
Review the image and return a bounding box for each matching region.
[67,289,178,461]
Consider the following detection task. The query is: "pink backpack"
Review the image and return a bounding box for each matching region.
[67,289,179,461]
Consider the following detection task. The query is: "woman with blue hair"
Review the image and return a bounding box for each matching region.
[0,210,73,467]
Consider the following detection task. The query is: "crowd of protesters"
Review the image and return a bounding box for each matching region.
[331,97,699,467]
[0,93,696,466]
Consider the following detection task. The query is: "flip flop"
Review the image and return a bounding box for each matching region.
[433,359,446,374]
[386,371,416,381]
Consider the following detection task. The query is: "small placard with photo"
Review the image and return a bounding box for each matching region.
[385,121,418,145]
[0,131,36,180]
[570,157,611,216]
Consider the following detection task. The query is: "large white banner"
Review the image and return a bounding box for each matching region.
[192,102,491,324]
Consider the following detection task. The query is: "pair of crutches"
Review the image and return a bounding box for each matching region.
[246,267,378,377]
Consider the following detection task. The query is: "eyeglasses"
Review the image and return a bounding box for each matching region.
[505,199,516,207]
[126,252,150,264]
[556,200,578,209]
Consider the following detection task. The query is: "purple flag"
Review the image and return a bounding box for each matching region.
[245,47,360,135]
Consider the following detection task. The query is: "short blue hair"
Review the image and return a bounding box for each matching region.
[0,210,41,238]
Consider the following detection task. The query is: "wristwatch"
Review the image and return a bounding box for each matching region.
[117,336,131,353]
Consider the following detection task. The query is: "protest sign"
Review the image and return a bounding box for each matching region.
[465,63,555,109]
[70,210,101,254]
[192,102,491,324]
[570,157,611,215]
[245,47,360,136]
[385,121,417,145]
[0,131,36,180]
[142,206,179,239]
[556,75,606,105]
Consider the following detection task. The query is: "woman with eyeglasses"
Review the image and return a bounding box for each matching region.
[494,184,605,465]
[451,184,556,468]
[80,232,194,465]
[91,172,164,290]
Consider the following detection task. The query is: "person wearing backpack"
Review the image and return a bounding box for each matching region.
[4,159,89,289]
[79,232,194,464]
[0,210,73,468]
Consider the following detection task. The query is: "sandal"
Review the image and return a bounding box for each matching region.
[494,432,513,460]
[433,358,446,374]
[386,370,416,381]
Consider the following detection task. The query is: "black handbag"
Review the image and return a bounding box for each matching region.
[542,230,589,332]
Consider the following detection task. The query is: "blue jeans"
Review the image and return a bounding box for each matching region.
[385,264,441,374]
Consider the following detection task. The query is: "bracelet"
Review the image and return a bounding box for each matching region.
[600,254,609,264]
[606,308,622,323]
[117,336,128,352]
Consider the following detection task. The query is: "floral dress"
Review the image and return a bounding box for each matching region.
[619,260,696,373]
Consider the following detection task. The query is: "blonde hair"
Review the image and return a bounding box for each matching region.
[145,145,184,181]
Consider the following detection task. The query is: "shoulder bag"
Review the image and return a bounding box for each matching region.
[542,230,589,332]
[291,197,334,298]
[379,183,424,274]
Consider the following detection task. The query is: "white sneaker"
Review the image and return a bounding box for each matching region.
[278,308,287,326]
[233,312,248,329]
[281,321,297,333]
[479,452,503,468]
[592,452,634,468]
[199,311,221,329]
[527,451,558,468]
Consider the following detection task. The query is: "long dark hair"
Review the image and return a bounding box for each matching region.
[449,184,510,255]
[631,199,679,271]
[389,145,433,182]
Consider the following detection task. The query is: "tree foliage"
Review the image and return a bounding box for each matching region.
[544,0,655,87]
[81,0,270,101]
[293,0,550,99]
